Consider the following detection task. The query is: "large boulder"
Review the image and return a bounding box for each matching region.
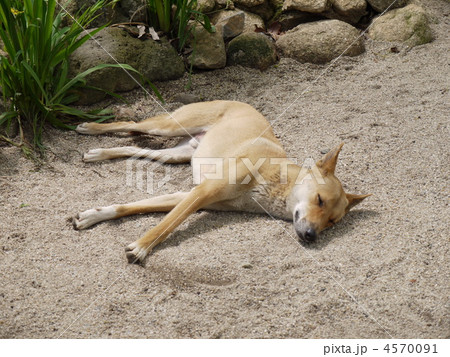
[188,26,227,69]
[238,0,276,21]
[324,0,368,24]
[69,27,185,105]
[211,9,266,35]
[282,0,330,13]
[368,4,433,47]
[276,19,365,64]
[367,0,408,13]
[59,0,127,27]
[227,33,278,70]
[214,11,246,39]
[282,0,367,24]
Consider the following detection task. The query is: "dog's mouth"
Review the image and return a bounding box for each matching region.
[296,229,318,244]
[294,220,318,244]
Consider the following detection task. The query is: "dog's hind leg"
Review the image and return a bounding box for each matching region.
[83,138,195,163]
[73,192,189,230]
[75,114,180,136]
[76,101,230,137]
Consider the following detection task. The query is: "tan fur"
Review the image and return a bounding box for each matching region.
[73,101,370,263]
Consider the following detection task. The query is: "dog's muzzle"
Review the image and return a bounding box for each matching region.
[294,219,318,243]
[299,228,317,243]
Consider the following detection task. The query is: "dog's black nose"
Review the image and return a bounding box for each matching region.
[304,228,317,242]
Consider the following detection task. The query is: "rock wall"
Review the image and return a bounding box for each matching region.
[65,0,434,104]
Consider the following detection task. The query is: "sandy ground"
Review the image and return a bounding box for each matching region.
[0,0,449,339]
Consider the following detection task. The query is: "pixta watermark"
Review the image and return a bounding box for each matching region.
[126,152,325,194]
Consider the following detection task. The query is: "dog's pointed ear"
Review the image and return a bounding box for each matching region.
[316,142,344,176]
[346,193,372,212]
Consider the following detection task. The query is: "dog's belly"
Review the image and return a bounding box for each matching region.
[210,186,292,221]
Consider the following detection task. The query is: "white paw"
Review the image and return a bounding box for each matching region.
[83,149,105,162]
[125,242,151,264]
[76,122,100,135]
[73,206,116,230]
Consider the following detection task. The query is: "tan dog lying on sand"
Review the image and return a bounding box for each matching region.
[73,100,370,263]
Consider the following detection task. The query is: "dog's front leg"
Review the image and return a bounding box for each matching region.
[125,181,227,263]
[73,192,190,230]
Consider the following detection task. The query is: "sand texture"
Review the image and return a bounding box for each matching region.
[0,0,449,338]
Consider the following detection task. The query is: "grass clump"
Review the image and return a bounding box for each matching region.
[0,0,142,155]
[146,0,215,51]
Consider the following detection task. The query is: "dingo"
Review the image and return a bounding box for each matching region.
[73,101,370,263]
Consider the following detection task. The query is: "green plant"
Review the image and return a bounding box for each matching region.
[147,0,215,51]
[0,0,148,155]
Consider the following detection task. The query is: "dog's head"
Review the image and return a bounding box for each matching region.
[291,143,371,243]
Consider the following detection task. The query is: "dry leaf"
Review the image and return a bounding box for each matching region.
[137,25,146,39]
[149,27,160,41]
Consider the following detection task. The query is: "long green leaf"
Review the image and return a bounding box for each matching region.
[21,61,49,104]
[53,63,141,101]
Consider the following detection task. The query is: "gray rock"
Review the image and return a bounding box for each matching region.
[367,0,408,13]
[216,11,245,39]
[323,0,368,24]
[59,0,127,27]
[281,0,367,25]
[278,11,325,31]
[212,9,265,34]
[188,26,227,69]
[282,0,330,13]
[276,20,365,64]
[240,10,266,32]
[197,0,216,13]
[69,27,185,105]
[238,0,275,21]
[227,32,277,70]
[368,4,433,47]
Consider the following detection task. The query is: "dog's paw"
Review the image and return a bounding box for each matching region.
[125,242,150,264]
[83,149,105,162]
[76,122,100,135]
[73,206,116,230]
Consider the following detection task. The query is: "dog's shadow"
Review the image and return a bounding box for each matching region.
[153,210,253,251]
[149,208,379,253]
[308,209,380,250]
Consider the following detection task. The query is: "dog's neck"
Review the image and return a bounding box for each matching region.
[248,162,313,221]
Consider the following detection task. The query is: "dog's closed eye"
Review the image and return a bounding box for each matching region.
[318,194,324,207]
